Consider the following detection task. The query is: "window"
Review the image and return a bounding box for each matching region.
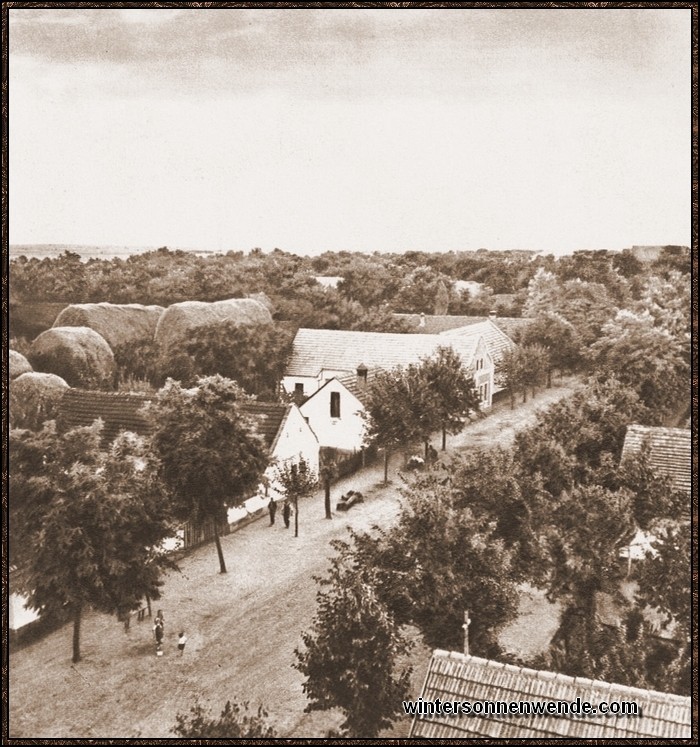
[294,383,304,398]
[330,391,341,418]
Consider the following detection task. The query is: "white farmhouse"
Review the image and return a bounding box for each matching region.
[282,327,494,409]
[299,375,368,454]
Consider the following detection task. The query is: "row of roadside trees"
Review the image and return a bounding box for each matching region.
[10,339,481,665]
[293,361,691,736]
[10,376,275,662]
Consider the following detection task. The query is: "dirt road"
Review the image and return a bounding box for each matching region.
[9,378,578,738]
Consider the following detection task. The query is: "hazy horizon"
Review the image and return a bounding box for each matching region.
[10,8,692,254]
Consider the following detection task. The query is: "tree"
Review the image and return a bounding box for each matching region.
[638,271,691,345]
[147,376,269,574]
[173,699,277,738]
[612,249,643,279]
[449,447,549,585]
[319,457,338,520]
[419,346,480,450]
[275,457,318,538]
[362,366,425,483]
[351,479,519,654]
[499,346,527,409]
[545,484,635,617]
[523,271,617,348]
[590,310,689,416]
[518,313,582,385]
[156,321,295,398]
[10,423,174,663]
[520,343,549,400]
[294,542,412,738]
[635,521,691,642]
[513,377,650,492]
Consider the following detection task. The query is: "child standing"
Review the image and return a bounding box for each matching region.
[177,631,188,656]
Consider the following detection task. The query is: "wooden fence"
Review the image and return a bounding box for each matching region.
[320,444,379,480]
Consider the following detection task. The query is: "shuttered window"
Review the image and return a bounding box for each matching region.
[330,391,341,418]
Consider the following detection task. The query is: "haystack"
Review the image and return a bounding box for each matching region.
[9,350,33,379]
[10,372,69,430]
[28,327,116,389]
[53,303,164,349]
[247,291,274,312]
[154,297,273,349]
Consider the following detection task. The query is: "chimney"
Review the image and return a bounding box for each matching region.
[419,312,426,328]
[489,310,497,320]
[356,364,368,389]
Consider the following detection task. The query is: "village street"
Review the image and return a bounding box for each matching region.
[9,378,578,739]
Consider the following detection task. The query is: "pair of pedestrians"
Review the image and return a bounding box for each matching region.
[268,498,294,529]
[153,610,187,656]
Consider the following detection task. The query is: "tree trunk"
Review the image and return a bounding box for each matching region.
[294,496,299,538]
[213,522,227,574]
[146,594,152,618]
[383,449,389,484]
[324,480,332,520]
[547,367,552,388]
[522,388,527,403]
[509,391,515,410]
[72,601,82,664]
[424,440,429,460]
[441,426,447,451]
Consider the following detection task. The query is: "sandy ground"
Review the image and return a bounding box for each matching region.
[9,378,578,739]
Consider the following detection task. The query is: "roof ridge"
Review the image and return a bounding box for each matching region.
[431,649,692,702]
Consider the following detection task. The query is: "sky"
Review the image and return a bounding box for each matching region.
[9,7,692,255]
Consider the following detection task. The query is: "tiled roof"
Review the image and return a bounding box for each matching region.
[239,402,289,449]
[394,313,530,339]
[58,389,153,443]
[410,650,691,739]
[285,328,480,378]
[335,371,379,407]
[621,425,692,495]
[441,320,515,364]
[58,389,288,451]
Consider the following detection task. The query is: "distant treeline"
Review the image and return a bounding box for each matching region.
[9,245,690,339]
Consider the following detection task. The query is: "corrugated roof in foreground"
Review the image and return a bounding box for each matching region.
[621,424,692,496]
[409,650,691,740]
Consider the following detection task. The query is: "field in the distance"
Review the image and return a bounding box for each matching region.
[9,245,225,261]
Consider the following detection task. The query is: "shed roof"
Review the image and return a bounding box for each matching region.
[621,425,692,495]
[285,328,481,378]
[410,650,691,739]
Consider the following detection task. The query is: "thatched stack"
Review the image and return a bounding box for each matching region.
[154,297,273,350]
[28,327,116,390]
[10,372,69,430]
[53,303,164,349]
[9,350,33,379]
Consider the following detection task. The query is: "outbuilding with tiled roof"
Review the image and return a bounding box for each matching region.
[57,388,319,486]
[621,424,692,496]
[410,650,691,739]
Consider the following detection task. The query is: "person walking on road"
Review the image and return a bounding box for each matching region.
[268,497,277,526]
[177,631,188,656]
[282,499,291,529]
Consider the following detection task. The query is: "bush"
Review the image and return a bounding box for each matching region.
[172,699,277,738]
